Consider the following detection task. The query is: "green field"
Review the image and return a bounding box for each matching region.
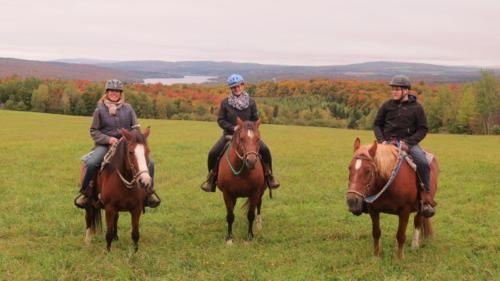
[0,110,498,281]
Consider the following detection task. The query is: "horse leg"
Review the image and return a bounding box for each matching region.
[412,213,423,250]
[223,192,236,245]
[369,212,381,257]
[256,200,262,231]
[396,210,411,259]
[246,198,257,241]
[113,213,119,241]
[105,206,118,252]
[131,208,141,252]
[84,208,93,245]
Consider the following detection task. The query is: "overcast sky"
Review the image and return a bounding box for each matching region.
[1,0,499,66]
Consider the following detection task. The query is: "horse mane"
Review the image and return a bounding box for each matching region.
[104,140,127,172]
[358,144,398,180]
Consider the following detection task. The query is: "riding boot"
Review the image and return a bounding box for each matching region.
[264,164,280,189]
[145,185,161,208]
[74,166,97,208]
[420,183,436,218]
[201,170,217,192]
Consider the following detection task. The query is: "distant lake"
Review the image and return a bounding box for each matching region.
[143,76,217,85]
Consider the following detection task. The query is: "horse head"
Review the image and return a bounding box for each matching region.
[346,138,379,216]
[234,117,261,170]
[120,127,152,188]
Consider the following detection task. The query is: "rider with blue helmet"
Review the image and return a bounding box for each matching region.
[200,74,280,192]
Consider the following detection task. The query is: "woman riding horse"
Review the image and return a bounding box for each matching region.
[74,79,160,208]
[201,74,280,192]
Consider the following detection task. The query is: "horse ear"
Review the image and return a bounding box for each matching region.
[353,137,361,152]
[255,119,261,128]
[236,117,244,128]
[121,129,132,141]
[143,126,151,138]
[368,140,377,158]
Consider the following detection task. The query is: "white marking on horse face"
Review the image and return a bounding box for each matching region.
[355,159,362,170]
[247,129,254,139]
[134,144,151,186]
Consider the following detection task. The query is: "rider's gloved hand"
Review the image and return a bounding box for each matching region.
[400,141,410,152]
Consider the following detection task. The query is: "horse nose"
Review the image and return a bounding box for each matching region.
[346,193,363,216]
[140,173,151,187]
[246,155,257,169]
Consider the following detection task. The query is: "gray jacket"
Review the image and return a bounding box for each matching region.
[90,102,140,145]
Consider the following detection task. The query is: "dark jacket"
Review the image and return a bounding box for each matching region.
[90,102,140,145]
[373,95,428,146]
[217,97,259,135]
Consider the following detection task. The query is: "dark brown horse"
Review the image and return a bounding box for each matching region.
[346,138,438,259]
[84,128,152,251]
[217,118,267,245]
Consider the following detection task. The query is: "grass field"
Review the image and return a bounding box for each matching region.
[0,110,498,281]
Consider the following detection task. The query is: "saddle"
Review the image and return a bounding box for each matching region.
[404,150,434,171]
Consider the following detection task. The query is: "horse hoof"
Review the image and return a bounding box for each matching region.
[225,239,233,246]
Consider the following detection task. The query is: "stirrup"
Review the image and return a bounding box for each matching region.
[74,194,88,209]
[201,181,216,192]
[146,192,161,208]
[266,175,280,189]
[421,204,436,218]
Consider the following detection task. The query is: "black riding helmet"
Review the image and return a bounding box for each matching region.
[389,75,411,90]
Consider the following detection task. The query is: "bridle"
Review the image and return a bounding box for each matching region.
[225,127,260,176]
[347,155,377,199]
[233,128,260,162]
[117,141,150,189]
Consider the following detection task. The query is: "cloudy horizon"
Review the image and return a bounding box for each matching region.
[2,0,500,67]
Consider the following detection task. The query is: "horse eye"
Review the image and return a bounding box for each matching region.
[364,170,370,176]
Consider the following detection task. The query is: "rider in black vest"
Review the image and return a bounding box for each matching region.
[374,75,436,217]
[75,79,160,208]
[200,74,280,192]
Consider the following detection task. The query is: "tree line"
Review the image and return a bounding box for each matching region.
[1,71,499,135]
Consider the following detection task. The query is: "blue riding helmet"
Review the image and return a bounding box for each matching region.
[227,74,244,87]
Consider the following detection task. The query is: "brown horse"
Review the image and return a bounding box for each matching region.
[217,118,267,245]
[84,128,152,252]
[346,138,438,259]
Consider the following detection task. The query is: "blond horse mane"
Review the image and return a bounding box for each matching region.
[357,144,399,180]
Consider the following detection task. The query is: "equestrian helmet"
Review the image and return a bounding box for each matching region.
[389,75,411,89]
[227,74,244,87]
[105,79,124,92]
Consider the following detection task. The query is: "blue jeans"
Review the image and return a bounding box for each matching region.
[409,144,430,192]
[80,145,155,192]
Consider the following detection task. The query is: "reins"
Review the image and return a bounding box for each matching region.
[348,142,407,203]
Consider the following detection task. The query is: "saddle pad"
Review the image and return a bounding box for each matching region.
[405,150,434,171]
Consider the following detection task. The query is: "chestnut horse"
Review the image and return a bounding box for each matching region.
[217,118,267,245]
[84,128,152,252]
[346,138,438,259]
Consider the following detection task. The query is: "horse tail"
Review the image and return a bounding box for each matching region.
[87,205,102,233]
[423,217,433,239]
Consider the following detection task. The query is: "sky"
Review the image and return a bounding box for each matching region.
[1,0,499,67]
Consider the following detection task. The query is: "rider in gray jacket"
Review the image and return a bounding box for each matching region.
[75,79,160,208]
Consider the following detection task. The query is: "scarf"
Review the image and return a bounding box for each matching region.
[101,95,125,116]
[228,91,250,110]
